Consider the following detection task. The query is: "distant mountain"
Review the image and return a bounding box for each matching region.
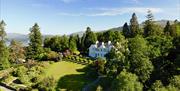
[6,20,174,45]
[154,20,174,27]
[6,33,53,46]
[70,20,174,36]
[69,31,85,37]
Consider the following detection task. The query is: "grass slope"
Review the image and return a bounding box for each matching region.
[45,61,92,91]
[45,61,85,79]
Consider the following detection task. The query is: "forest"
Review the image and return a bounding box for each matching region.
[0,10,180,91]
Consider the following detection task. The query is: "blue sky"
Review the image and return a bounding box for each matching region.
[0,0,180,35]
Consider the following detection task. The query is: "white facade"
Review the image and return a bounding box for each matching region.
[89,41,113,58]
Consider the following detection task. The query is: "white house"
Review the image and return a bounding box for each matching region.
[89,41,114,58]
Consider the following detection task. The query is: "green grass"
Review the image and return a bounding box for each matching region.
[45,61,93,91]
[45,61,85,79]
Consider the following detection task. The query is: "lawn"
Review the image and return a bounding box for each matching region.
[45,61,85,79]
[45,61,93,91]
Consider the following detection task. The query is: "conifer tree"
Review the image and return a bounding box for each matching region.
[26,23,43,59]
[144,10,154,36]
[164,21,171,36]
[123,22,130,38]
[84,27,97,53]
[130,13,139,37]
[0,20,10,69]
[144,10,163,36]
[0,20,6,40]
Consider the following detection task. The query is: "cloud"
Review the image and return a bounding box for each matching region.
[57,7,163,16]
[57,12,84,16]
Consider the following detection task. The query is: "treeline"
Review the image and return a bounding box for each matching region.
[92,10,180,91]
[0,10,180,91]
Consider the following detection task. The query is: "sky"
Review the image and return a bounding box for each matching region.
[0,0,180,35]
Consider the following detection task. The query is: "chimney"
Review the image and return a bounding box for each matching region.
[102,42,104,46]
[96,41,99,45]
[108,41,111,45]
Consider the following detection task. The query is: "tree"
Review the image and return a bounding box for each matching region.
[113,31,125,43]
[0,20,6,40]
[26,23,43,60]
[111,69,143,91]
[44,35,69,52]
[44,37,51,48]
[146,35,173,58]
[168,20,179,37]
[143,10,155,36]
[150,80,167,91]
[0,20,10,70]
[9,40,25,63]
[106,34,129,75]
[128,35,154,83]
[44,36,61,52]
[84,27,97,53]
[60,35,69,51]
[169,75,180,90]
[76,34,82,51]
[164,21,171,36]
[96,32,105,42]
[80,33,86,52]
[103,30,115,42]
[122,22,130,38]
[144,10,163,36]
[130,13,139,37]
[69,35,77,52]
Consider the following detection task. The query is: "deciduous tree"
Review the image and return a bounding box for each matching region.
[9,40,25,63]
[111,69,143,91]
[128,35,154,83]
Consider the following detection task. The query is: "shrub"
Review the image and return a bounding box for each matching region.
[19,74,30,85]
[96,85,103,91]
[38,76,56,91]
[1,73,14,83]
[47,51,60,61]
[15,66,27,77]
[35,53,47,61]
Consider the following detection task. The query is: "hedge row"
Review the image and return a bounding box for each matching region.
[65,56,93,65]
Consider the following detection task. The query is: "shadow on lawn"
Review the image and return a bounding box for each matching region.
[56,67,94,91]
[56,74,91,91]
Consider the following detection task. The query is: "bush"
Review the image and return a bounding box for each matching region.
[1,73,14,83]
[96,85,103,91]
[19,74,30,85]
[14,66,30,85]
[38,76,56,91]
[35,53,47,61]
[15,66,27,77]
[47,51,60,61]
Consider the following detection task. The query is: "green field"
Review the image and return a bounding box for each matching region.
[45,61,92,91]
